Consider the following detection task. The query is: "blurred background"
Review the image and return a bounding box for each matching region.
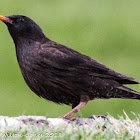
[0,0,140,119]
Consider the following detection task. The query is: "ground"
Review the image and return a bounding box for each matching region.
[0,112,140,140]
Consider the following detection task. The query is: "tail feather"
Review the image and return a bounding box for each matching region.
[117,86,140,99]
[118,86,140,96]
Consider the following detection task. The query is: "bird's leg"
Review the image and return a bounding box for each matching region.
[59,102,87,119]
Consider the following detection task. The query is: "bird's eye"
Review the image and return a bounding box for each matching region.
[18,18,24,22]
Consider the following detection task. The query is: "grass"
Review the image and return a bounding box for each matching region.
[0,112,140,140]
[0,0,140,118]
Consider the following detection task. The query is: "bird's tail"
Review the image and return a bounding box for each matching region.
[114,86,140,100]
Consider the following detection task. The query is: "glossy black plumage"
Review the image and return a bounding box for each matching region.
[1,15,140,110]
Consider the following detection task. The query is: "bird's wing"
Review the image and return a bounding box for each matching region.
[37,41,138,84]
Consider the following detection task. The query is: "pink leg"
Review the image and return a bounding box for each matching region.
[59,102,87,119]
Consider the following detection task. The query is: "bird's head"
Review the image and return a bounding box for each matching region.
[0,15,47,43]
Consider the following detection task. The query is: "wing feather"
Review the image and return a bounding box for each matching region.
[37,41,139,85]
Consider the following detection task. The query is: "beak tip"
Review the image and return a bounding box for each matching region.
[0,15,12,24]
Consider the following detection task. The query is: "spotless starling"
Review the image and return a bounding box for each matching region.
[0,15,140,119]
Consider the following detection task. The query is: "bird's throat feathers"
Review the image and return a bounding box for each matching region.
[8,26,48,45]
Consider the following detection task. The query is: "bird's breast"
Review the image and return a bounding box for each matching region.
[16,45,38,71]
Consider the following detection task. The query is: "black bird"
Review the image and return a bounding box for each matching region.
[0,15,140,119]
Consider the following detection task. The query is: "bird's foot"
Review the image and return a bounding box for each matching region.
[60,116,77,121]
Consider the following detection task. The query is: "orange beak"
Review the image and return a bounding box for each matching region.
[0,15,13,24]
